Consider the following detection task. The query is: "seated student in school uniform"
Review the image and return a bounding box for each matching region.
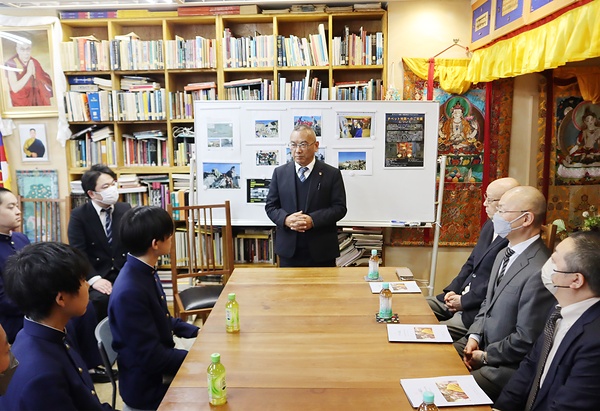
[109,206,199,410]
[0,187,111,383]
[0,242,112,410]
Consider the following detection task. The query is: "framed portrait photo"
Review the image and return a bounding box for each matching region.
[0,25,57,118]
[19,123,49,162]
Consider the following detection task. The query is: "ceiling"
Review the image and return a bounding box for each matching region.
[0,0,387,10]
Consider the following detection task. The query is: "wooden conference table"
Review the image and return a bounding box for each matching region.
[159,267,491,410]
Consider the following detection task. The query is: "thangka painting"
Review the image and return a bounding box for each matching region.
[15,169,60,242]
[537,73,600,233]
[555,99,600,185]
[394,63,513,246]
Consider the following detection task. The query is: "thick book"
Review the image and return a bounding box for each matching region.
[68,76,95,85]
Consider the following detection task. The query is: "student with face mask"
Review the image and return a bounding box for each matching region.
[68,164,131,322]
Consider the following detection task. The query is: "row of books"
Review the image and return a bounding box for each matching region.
[169,87,217,119]
[64,88,168,122]
[276,28,329,67]
[172,227,224,267]
[165,36,218,69]
[233,230,275,264]
[174,136,195,167]
[222,29,276,68]
[69,127,117,167]
[336,227,383,267]
[123,136,170,167]
[332,28,384,66]
[332,79,384,101]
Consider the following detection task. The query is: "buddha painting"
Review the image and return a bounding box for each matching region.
[557,101,600,184]
[438,96,484,155]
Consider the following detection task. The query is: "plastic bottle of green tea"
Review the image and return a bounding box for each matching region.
[225,292,240,333]
[207,353,227,405]
[379,282,393,319]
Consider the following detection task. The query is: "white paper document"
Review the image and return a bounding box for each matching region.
[387,324,453,343]
[400,375,493,408]
[369,281,421,294]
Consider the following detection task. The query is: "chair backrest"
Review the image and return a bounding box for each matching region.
[168,201,235,289]
[18,196,69,242]
[94,317,118,409]
[541,223,558,251]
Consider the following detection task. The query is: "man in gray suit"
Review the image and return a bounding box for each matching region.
[454,186,556,401]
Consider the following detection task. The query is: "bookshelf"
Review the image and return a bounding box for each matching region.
[60,11,387,241]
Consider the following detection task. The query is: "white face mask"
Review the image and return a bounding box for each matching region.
[95,185,119,206]
[492,212,527,238]
[541,258,558,295]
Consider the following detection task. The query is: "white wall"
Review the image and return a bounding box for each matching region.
[385,0,473,294]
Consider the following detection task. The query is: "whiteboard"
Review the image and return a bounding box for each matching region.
[194,100,439,227]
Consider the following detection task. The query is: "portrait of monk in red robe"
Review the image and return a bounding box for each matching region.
[4,41,53,107]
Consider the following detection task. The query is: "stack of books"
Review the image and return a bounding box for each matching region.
[336,227,383,266]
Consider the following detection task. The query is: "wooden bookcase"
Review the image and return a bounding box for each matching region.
[61,11,387,207]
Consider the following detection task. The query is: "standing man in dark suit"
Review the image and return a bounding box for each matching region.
[266,124,347,267]
[454,186,555,401]
[68,164,131,321]
[427,177,519,340]
[495,231,600,411]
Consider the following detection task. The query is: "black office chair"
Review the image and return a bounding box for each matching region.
[94,317,118,409]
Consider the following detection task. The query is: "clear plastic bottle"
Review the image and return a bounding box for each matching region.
[207,353,227,406]
[225,292,240,333]
[368,249,380,279]
[379,282,392,319]
[417,391,438,411]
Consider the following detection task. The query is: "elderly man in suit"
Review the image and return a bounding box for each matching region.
[68,164,131,321]
[266,124,347,267]
[427,177,519,340]
[495,231,600,411]
[454,186,555,401]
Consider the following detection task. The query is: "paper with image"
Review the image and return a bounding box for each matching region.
[387,324,453,343]
[369,281,421,294]
[400,375,493,407]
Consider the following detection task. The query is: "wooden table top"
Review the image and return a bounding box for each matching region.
[159,267,491,410]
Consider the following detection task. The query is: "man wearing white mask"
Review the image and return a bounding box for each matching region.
[68,164,131,322]
[495,231,600,410]
[453,186,555,401]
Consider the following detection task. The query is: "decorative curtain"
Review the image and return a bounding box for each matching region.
[403,57,472,96]
[391,63,513,247]
[467,0,600,84]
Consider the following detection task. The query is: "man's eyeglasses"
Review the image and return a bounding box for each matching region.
[484,193,500,205]
[289,142,315,150]
[496,209,530,214]
[553,269,578,275]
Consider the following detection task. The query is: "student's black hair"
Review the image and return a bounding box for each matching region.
[4,242,90,322]
[81,164,117,198]
[119,206,174,256]
[0,188,14,205]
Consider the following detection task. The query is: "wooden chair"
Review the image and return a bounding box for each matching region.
[18,196,69,242]
[541,223,558,251]
[167,201,234,323]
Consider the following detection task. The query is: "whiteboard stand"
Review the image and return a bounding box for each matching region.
[188,144,196,207]
[426,155,447,297]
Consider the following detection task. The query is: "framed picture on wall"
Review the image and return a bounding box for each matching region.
[19,123,49,162]
[15,169,60,242]
[0,25,57,118]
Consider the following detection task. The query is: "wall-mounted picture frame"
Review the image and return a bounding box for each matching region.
[0,25,57,118]
[16,169,60,242]
[19,123,49,162]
